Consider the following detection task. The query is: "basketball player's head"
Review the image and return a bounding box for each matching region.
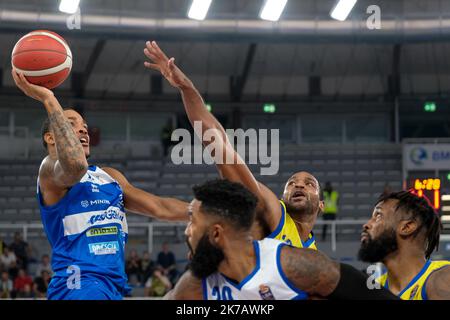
[358,191,442,263]
[41,109,90,158]
[281,171,324,218]
[185,179,258,278]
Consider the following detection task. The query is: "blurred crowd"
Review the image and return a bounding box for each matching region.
[0,232,51,299]
[0,232,182,299]
[126,242,180,297]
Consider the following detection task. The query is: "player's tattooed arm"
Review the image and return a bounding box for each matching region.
[44,106,88,186]
[426,266,450,300]
[102,167,189,221]
[163,270,203,300]
[280,245,340,297]
[12,70,87,189]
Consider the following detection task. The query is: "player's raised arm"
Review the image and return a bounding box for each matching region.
[280,245,398,299]
[143,41,280,227]
[163,270,203,300]
[102,167,189,222]
[12,70,88,189]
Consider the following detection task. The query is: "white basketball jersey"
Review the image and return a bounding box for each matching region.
[202,238,308,300]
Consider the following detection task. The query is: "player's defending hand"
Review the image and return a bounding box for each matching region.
[11,69,54,103]
[143,41,193,90]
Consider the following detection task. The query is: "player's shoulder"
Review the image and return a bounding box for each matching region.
[429,260,450,269]
[424,261,450,299]
[168,270,203,300]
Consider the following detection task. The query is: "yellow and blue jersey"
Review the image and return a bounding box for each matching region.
[377,260,450,300]
[267,200,317,250]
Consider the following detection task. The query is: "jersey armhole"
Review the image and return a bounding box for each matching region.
[37,179,73,212]
[267,202,286,239]
[276,243,309,298]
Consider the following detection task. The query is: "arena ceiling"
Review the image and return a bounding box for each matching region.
[0,0,450,104]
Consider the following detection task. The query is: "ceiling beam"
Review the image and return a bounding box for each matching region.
[71,39,106,98]
[231,43,257,102]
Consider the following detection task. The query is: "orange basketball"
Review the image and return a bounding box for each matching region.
[11,30,72,89]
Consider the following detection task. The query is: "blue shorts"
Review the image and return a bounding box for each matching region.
[47,276,124,300]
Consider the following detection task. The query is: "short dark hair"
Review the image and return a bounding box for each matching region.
[376,190,442,259]
[41,117,51,150]
[41,108,78,150]
[192,179,258,231]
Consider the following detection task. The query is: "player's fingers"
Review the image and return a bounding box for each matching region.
[17,71,30,87]
[143,48,159,62]
[11,71,26,91]
[13,70,25,87]
[18,72,29,84]
[145,41,161,58]
[168,58,176,70]
[144,62,160,71]
[151,41,169,60]
[11,69,19,83]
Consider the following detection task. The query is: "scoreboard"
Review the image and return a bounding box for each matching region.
[411,178,441,210]
[407,176,450,234]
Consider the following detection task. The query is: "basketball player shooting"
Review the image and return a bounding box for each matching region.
[11,70,189,300]
[144,41,322,250]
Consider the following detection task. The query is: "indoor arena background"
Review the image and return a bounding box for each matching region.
[0,0,450,299]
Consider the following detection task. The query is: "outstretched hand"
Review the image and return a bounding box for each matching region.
[143,41,193,89]
[11,69,54,103]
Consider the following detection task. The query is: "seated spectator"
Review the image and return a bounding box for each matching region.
[144,266,172,297]
[20,283,34,299]
[8,260,19,281]
[34,270,51,298]
[157,242,179,285]
[125,249,142,286]
[140,251,155,284]
[0,271,13,299]
[9,232,30,271]
[0,246,16,271]
[0,238,6,256]
[13,268,33,298]
[35,254,52,277]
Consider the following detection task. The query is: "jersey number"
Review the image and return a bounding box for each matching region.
[211,286,233,300]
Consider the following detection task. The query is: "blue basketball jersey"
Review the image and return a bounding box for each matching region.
[37,165,130,299]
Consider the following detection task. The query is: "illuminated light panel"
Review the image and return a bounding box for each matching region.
[434,190,440,210]
[260,0,288,22]
[442,206,450,212]
[59,0,80,14]
[442,195,450,201]
[330,0,357,21]
[188,0,212,21]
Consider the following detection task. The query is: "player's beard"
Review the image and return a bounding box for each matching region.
[358,228,398,263]
[186,234,225,278]
[284,195,318,218]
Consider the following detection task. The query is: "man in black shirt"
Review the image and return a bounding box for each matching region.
[157,243,178,285]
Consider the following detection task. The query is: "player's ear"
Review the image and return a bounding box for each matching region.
[210,224,224,246]
[318,200,324,214]
[44,132,55,147]
[398,219,419,237]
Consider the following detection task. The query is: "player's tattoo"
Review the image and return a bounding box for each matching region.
[48,110,86,172]
[427,267,450,300]
[280,245,340,297]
